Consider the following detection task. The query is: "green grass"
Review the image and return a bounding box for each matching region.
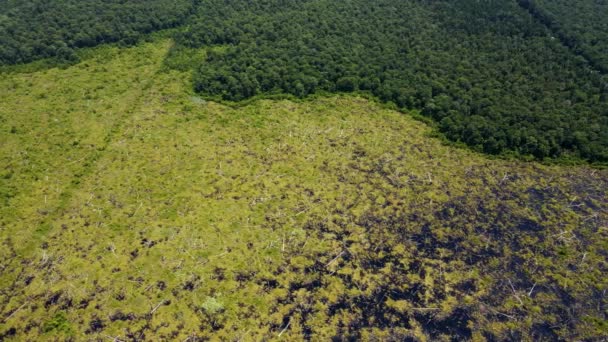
[0,38,607,341]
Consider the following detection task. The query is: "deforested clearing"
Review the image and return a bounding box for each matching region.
[0,39,607,340]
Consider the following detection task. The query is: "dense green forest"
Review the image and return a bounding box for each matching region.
[0,0,194,64]
[1,0,607,163]
[171,0,608,163]
[520,0,608,73]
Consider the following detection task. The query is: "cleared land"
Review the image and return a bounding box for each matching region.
[0,40,607,340]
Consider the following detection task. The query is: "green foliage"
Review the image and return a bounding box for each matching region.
[0,0,194,65]
[520,0,608,73]
[42,312,72,334]
[170,0,608,163]
[0,172,16,206]
[202,297,224,315]
[2,0,607,163]
[161,43,206,72]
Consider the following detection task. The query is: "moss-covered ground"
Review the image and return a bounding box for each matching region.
[0,39,607,341]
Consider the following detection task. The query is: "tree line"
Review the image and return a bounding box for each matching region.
[174,0,608,163]
[1,0,607,163]
[0,0,195,64]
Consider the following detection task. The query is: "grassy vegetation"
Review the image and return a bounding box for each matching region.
[0,39,607,340]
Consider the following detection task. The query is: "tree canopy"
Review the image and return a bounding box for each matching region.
[174,0,608,163]
[1,0,607,162]
[0,0,194,64]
